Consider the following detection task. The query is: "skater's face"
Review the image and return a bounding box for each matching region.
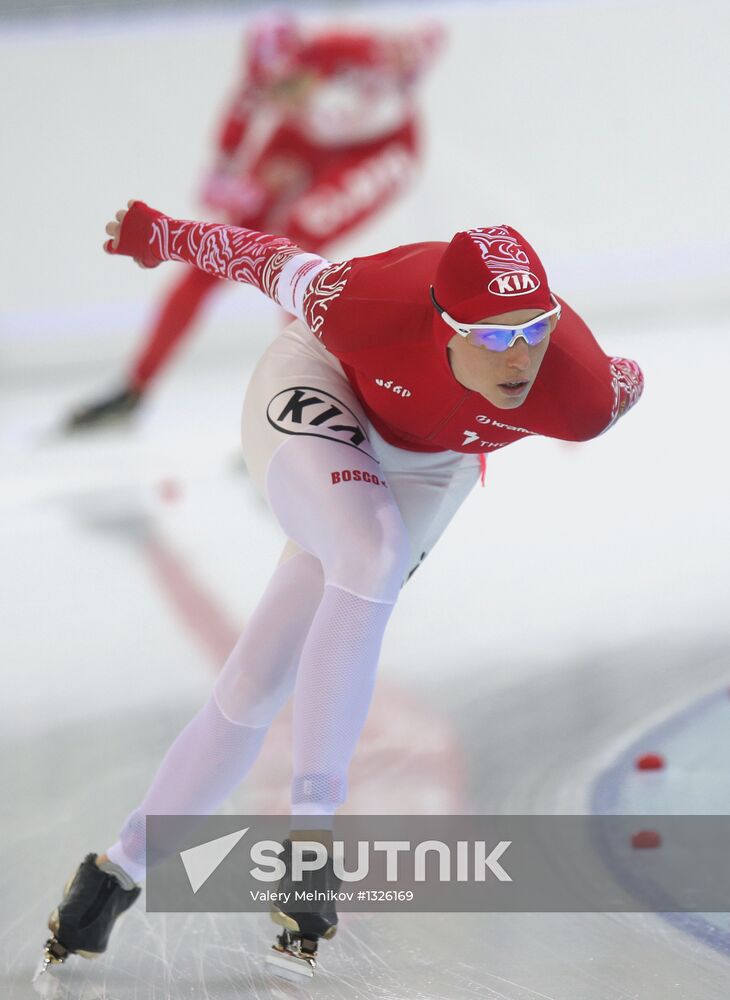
[446,307,553,409]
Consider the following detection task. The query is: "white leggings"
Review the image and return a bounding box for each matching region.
[108,322,480,881]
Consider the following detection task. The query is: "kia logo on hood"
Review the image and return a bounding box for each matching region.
[488,271,541,296]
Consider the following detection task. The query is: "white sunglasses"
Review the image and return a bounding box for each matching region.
[430,286,561,352]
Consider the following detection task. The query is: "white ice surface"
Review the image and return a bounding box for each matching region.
[2,310,730,999]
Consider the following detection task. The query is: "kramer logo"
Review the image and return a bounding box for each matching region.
[476,415,535,435]
[488,271,540,296]
[267,387,375,459]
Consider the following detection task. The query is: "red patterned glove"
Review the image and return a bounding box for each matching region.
[104,201,167,268]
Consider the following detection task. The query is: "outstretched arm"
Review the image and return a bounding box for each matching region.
[104,200,333,321]
[199,83,268,216]
[214,83,258,161]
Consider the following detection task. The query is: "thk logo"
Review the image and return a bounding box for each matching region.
[488,271,541,296]
[267,387,376,459]
[462,429,506,450]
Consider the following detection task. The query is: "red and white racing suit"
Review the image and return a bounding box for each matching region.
[106,207,643,877]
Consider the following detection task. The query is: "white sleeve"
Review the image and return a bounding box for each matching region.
[275,253,332,323]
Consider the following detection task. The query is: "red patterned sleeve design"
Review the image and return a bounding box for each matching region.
[301,259,353,339]
[150,212,359,333]
[604,357,644,430]
[150,216,304,302]
[112,203,356,329]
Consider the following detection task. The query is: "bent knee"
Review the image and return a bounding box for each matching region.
[323,510,411,603]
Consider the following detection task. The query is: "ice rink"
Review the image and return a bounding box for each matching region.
[2,1,730,997]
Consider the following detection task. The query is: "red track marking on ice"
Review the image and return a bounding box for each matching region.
[635,752,665,771]
[631,829,662,849]
[143,534,238,664]
[141,531,468,813]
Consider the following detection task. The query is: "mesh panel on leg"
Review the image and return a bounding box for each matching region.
[291,584,394,814]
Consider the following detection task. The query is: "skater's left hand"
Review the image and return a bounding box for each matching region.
[104,200,163,269]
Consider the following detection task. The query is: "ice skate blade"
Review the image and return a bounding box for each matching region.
[270,908,338,940]
[266,948,315,981]
[32,954,51,984]
[42,932,69,964]
[32,938,67,985]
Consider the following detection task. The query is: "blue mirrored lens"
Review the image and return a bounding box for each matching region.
[471,329,511,351]
[469,317,551,351]
[523,317,550,344]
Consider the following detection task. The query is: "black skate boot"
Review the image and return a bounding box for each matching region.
[38,854,141,976]
[267,838,339,980]
[64,386,142,431]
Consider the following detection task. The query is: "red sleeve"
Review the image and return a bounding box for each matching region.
[602,356,644,432]
[108,202,305,303]
[214,85,257,156]
[107,201,349,325]
[301,259,355,340]
[546,298,644,439]
[218,111,247,156]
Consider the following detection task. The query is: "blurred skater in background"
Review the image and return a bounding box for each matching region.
[64,12,443,430]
